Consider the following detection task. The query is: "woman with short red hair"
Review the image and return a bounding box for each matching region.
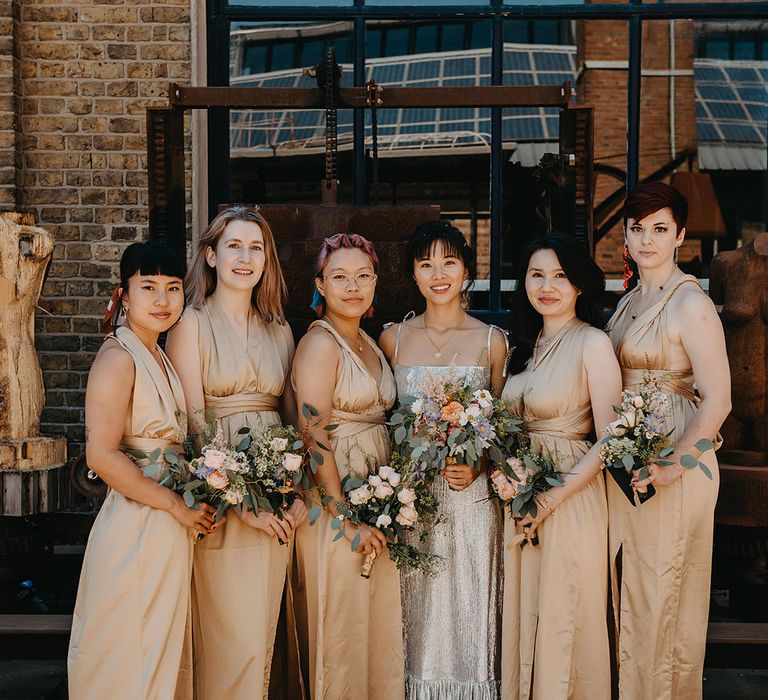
[606,183,730,700]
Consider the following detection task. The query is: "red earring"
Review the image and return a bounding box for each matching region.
[623,244,634,290]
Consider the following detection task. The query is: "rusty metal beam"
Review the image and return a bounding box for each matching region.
[146,108,186,258]
[169,82,572,110]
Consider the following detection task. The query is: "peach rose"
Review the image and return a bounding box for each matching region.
[496,480,517,501]
[206,470,228,490]
[203,449,226,470]
[440,401,465,425]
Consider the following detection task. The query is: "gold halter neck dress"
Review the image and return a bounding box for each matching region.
[606,271,720,700]
[500,319,610,700]
[292,319,405,700]
[67,326,193,700]
[188,297,295,700]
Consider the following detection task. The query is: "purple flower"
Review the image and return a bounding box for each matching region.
[423,399,442,421]
[643,414,665,435]
[475,418,494,440]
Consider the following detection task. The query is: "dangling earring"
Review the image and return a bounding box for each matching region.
[674,245,680,264]
[623,244,634,291]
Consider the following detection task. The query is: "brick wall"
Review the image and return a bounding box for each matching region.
[577,14,701,275]
[3,1,193,452]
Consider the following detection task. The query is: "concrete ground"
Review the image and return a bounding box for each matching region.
[0,662,767,699]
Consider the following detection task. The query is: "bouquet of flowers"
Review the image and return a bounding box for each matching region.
[390,367,521,478]
[332,452,442,578]
[599,377,714,505]
[490,447,565,547]
[244,423,310,518]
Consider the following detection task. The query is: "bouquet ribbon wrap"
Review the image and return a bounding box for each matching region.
[361,550,377,579]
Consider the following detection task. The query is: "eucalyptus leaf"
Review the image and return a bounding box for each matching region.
[394,426,407,445]
[148,448,161,463]
[301,404,310,419]
[658,447,674,457]
[621,454,635,471]
[308,507,322,526]
[183,490,195,507]
[332,529,345,542]
[694,438,714,453]
[544,476,563,487]
[237,425,251,434]
[680,454,699,469]
[164,449,179,464]
[236,437,251,452]
[331,517,342,531]
[308,404,319,417]
[292,440,304,450]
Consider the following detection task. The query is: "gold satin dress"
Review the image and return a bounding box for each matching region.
[68,326,193,700]
[500,320,610,700]
[606,272,720,700]
[293,319,405,700]
[188,297,294,700]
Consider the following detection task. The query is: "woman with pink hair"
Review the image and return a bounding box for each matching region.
[293,233,405,700]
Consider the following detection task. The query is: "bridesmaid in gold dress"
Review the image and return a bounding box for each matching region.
[167,206,306,699]
[500,233,621,700]
[292,234,405,700]
[68,242,217,700]
[606,183,730,700]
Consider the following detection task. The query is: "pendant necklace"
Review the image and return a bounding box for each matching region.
[423,314,465,360]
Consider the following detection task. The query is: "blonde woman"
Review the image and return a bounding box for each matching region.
[167,206,306,699]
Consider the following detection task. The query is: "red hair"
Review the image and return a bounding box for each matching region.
[623,182,688,232]
[312,233,379,318]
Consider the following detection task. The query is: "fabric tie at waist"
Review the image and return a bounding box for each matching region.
[621,368,696,402]
[328,409,386,440]
[205,392,279,419]
[120,436,184,467]
[525,405,592,442]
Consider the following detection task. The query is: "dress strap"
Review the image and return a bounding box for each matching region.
[394,311,416,365]
[487,325,510,377]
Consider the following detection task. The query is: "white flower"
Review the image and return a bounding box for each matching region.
[607,419,629,437]
[473,389,494,409]
[410,399,423,415]
[368,474,383,487]
[397,487,417,505]
[373,483,394,500]
[349,486,372,505]
[458,403,482,426]
[633,395,645,409]
[282,453,303,472]
[203,449,227,470]
[620,410,638,428]
[395,505,419,527]
[224,489,243,505]
[387,472,401,487]
[378,465,397,482]
[271,437,288,452]
[375,514,392,529]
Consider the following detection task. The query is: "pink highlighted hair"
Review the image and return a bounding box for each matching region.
[312,233,379,318]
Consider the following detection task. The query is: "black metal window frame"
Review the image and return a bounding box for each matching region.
[206,0,768,317]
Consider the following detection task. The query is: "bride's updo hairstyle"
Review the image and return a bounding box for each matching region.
[506,233,605,376]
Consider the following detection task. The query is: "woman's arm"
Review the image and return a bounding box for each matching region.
[520,329,622,531]
[489,326,509,397]
[165,311,208,440]
[86,343,215,534]
[378,323,398,368]
[278,322,298,428]
[636,289,731,488]
[293,329,386,557]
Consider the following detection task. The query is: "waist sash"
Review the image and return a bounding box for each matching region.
[328,408,386,440]
[205,392,279,419]
[120,436,184,469]
[525,405,592,442]
[621,367,696,402]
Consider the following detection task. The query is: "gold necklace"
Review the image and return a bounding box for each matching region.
[423,314,465,360]
[325,317,364,352]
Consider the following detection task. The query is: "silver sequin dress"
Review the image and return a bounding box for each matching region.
[394,362,503,700]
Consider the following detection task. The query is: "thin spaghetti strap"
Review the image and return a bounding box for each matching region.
[394,311,416,365]
[488,325,510,377]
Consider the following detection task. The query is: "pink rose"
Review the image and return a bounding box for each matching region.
[203,449,226,470]
[282,453,303,472]
[397,487,417,505]
[496,480,517,501]
[224,489,243,505]
[206,470,228,490]
[505,457,528,485]
[396,505,418,527]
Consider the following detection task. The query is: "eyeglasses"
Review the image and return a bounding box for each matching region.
[323,272,378,288]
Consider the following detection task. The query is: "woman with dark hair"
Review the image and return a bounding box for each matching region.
[68,242,217,700]
[293,233,404,700]
[166,205,305,699]
[500,233,619,700]
[379,220,508,699]
[606,183,730,700]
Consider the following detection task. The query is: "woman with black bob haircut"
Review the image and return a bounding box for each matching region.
[380,220,508,699]
[499,233,621,700]
[69,241,217,700]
